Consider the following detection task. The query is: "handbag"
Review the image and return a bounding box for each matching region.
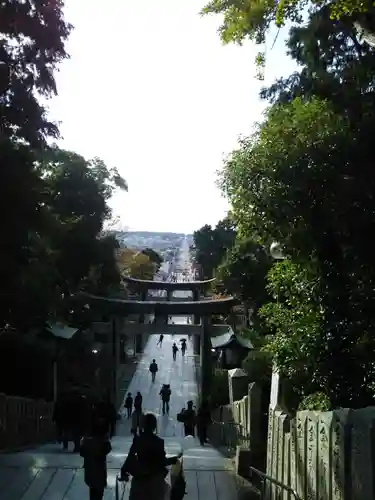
[121,436,141,478]
[170,459,187,500]
[176,409,185,423]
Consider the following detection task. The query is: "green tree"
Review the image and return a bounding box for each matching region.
[192,216,236,278]
[219,93,375,408]
[41,147,127,296]
[141,248,163,271]
[215,237,272,315]
[129,253,156,280]
[0,0,71,330]
[201,0,375,53]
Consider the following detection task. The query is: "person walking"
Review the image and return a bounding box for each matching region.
[134,392,143,412]
[131,408,144,436]
[159,384,171,415]
[124,393,133,419]
[181,340,187,356]
[172,342,179,361]
[196,399,211,446]
[149,359,158,382]
[156,334,164,347]
[53,393,67,448]
[80,418,112,500]
[120,413,181,500]
[93,396,117,439]
[181,401,196,437]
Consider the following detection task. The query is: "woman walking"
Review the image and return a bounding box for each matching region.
[120,413,181,500]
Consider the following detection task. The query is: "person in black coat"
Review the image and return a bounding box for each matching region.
[120,413,181,500]
[196,399,212,445]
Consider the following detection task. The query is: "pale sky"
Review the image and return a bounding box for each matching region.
[48,0,297,233]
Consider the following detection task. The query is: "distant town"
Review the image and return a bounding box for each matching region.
[108,230,194,264]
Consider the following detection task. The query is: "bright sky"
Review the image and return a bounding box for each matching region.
[48,0,297,233]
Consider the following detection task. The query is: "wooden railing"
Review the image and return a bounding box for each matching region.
[0,393,54,451]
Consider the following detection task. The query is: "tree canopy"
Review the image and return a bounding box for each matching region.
[0,2,128,332]
[141,248,163,271]
[201,0,375,47]
[192,216,236,279]
[215,238,272,313]
[195,1,375,410]
[117,249,156,281]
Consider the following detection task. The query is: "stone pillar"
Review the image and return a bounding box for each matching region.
[228,368,249,404]
[135,332,143,353]
[110,316,121,408]
[193,289,200,325]
[193,332,201,355]
[139,289,147,324]
[247,382,262,449]
[200,315,212,399]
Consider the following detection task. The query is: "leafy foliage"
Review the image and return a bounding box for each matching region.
[214,4,375,409]
[241,328,273,386]
[215,237,272,311]
[192,216,236,278]
[117,249,156,280]
[298,392,332,411]
[141,248,163,271]
[200,0,375,49]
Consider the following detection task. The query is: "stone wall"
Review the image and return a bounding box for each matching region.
[211,382,262,455]
[0,393,54,451]
[266,406,375,500]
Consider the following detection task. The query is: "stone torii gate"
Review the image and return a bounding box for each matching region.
[80,292,237,406]
[123,276,215,323]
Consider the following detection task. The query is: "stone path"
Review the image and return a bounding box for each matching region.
[0,329,237,499]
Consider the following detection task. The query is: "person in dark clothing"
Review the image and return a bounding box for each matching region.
[181,340,187,356]
[124,393,133,419]
[120,413,181,500]
[63,393,88,452]
[93,397,116,439]
[53,395,67,446]
[196,400,211,445]
[157,334,164,347]
[182,401,196,437]
[159,384,171,414]
[149,359,158,382]
[172,342,179,361]
[134,392,143,412]
[131,408,144,436]
[80,418,112,500]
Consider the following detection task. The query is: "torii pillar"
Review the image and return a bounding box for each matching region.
[200,315,213,398]
[136,288,148,352]
[193,289,200,325]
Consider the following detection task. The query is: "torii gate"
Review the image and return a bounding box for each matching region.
[79,292,238,407]
[123,276,215,323]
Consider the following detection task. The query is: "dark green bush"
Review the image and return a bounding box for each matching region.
[298,392,331,412]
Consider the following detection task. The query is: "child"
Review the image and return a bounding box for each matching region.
[124,392,133,419]
[80,418,112,500]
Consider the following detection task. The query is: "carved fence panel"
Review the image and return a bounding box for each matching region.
[0,393,54,451]
[266,407,375,500]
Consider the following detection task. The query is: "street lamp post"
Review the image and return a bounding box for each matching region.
[270,241,286,261]
[269,241,287,411]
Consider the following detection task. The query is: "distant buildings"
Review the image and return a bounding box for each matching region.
[106,231,188,265]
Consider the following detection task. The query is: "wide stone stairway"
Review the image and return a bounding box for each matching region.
[0,330,238,499]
